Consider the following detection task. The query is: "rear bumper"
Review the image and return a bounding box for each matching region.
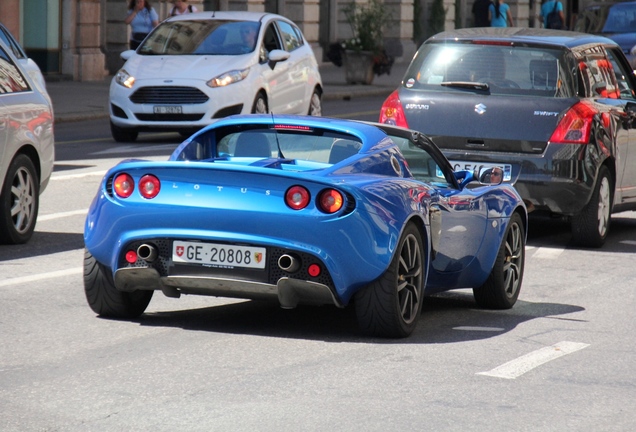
[442,142,602,215]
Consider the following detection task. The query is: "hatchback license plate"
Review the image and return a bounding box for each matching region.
[154,105,182,114]
[438,161,512,181]
[173,241,266,269]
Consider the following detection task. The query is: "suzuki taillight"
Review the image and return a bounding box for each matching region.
[379,90,409,128]
[549,101,596,144]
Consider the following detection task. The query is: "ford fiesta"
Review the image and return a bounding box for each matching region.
[109,11,323,142]
[380,28,636,247]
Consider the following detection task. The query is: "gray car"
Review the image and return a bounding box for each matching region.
[0,38,55,244]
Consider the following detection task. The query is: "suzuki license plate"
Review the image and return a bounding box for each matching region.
[437,161,512,181]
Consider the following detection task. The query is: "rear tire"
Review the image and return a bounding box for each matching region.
[571,165,612,248]
[355,223,425,338]
[473,212,525,309]
[84,249,153,318]
[110,121,138,143]
[0,154,39,245]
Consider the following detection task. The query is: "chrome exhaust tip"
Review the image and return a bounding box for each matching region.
[278,254,300,273]
[137,244,158,262]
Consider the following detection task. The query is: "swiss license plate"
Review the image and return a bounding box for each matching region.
[154,105,182,114]
[173,241,266,269]
[437,161,512,181]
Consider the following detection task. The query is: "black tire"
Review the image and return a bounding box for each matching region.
[473,212,525,309]
[355,223,425,338]
[84,249,153,318]
[571,165,612,248]
[308,89,322,116]
[252,93,268,114]
[0,154,39,245]
[110,121,138,143]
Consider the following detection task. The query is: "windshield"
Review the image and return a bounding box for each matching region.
[138,20,260,55]
[404,42,573,97]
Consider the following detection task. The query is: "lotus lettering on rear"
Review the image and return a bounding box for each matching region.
[534,111,559,117]
[405,103,429,110]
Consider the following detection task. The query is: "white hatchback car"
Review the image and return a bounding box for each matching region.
[0,38,55,244]
[109,11,323,142]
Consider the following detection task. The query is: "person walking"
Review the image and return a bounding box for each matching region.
[125,0,159,50]
[489,0,514,27]
[169,0,198,16]
[473,0,493,27]
[540,0,566,29]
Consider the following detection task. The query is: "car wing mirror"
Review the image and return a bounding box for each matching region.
[268,49,291,68]
[120,50,135,61]
[478,166,504,185]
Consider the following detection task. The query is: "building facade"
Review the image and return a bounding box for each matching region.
[1,0,581,82]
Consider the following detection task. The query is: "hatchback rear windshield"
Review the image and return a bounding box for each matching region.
[404,42,573,97]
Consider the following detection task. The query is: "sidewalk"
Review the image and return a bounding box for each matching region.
[45,61,408,123]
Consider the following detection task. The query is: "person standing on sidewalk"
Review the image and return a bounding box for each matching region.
[488,0,514,27]
[169,0,198,16]
[125,0,159,50]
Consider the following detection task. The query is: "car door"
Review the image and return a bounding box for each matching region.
[256,21,291,114]
[272,20,309,114]
[603,47,636,201]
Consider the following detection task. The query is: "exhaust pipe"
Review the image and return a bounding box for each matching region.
[137,243,158,262]
[278,254,300,273]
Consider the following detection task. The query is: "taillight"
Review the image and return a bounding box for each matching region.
[113,173,134,198]
[285,186,310,210]
[549,101,595,144]
[379,90,409,128]
[318,189,344,213]
[139,174,161,199]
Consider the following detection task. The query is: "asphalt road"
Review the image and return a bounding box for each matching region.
[1,96,636,431]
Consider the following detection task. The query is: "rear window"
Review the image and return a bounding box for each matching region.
[404,42,575,97]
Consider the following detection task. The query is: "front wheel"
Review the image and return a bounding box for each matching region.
[571,165,612,248]
[355,223,425,338]
[84,249,153,318]
[252,93,268,114]
[473,212,525,309]
[110,121,138,143]
[308,89,322,116]
[0,154,39,245]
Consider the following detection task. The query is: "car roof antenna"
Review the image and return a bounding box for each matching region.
[271,112,284,158]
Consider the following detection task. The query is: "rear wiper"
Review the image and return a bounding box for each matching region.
[440,81,489,91]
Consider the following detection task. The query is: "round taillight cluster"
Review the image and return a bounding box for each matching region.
[285,186,345,214]
[113,173,161,199]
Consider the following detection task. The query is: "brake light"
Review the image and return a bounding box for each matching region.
[273,124,312,131]
[113,173,134,198]
[139,174,161,199]
[318,189,344,213]
[549,101,596,144]
[379,90,409,128]
[285,185,310,210]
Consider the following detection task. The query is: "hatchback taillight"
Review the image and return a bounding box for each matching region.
[549,101,596,144]
[379,90,409,128]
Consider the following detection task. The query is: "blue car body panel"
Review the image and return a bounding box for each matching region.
[84,115,526,307]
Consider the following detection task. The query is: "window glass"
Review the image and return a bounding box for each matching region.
[390,135,453,187]
[0,46,29,94]
[276,21,303,52]
[0,26,26,60]
[404,43,574,97]
[605,48,636,100]
[577,46,620,98]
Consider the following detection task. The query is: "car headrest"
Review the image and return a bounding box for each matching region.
[234,132,271,158]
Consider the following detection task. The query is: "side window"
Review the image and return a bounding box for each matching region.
[275,21,303,52]
[605,47,636,100]
[0,26,26,60]
[0,46,29,94]
[578,52,620,99]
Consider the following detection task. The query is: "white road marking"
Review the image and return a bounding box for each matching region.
[51,170,106,181]
[0,268,82,287]
[532,247,564,259]
[453,326,505,332]
[620,240,636,246]
[38,209,88,221]
[477,341,590,379]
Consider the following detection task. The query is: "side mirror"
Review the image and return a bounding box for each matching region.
[478,166,504,185]
[268,49,291,68]
[120,50,135,61]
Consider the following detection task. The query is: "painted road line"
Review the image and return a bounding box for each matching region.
[0,268,82,287]
[52,170,106,181]
[453,326,505,332]
[477,341,590,379]
[532,247,564,259]
[38,209,88,221]
[621,240,636,246]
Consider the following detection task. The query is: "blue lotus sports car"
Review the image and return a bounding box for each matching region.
[84,115,527,338]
